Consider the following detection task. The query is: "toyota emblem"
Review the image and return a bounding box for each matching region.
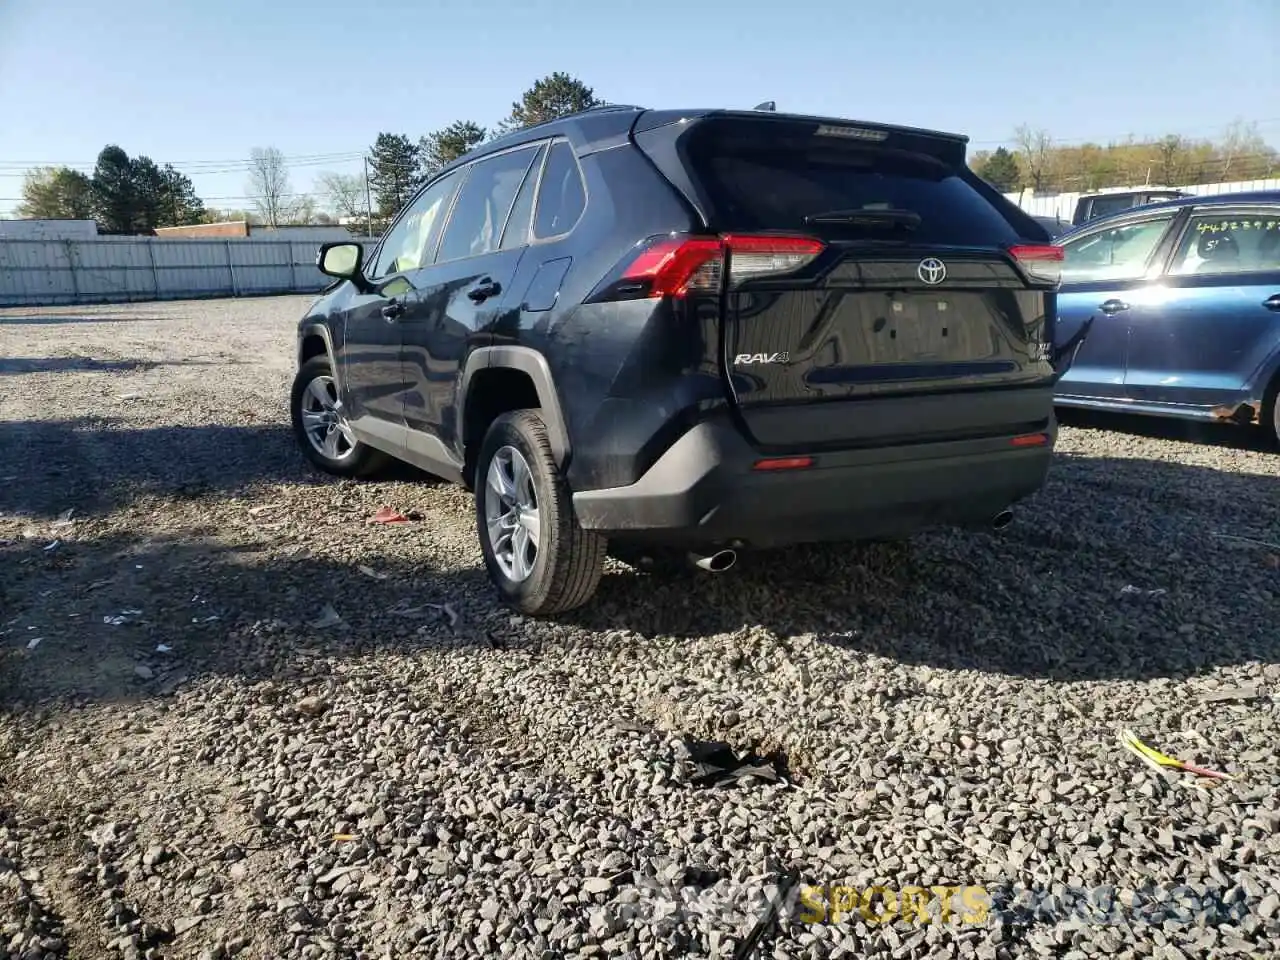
[917,258,947,285]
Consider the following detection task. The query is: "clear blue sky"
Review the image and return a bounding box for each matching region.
[1,0,1276,217]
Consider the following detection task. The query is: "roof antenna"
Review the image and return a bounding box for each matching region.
[753,100,776,112]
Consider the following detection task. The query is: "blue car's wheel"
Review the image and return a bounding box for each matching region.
[1264,377,1280,448]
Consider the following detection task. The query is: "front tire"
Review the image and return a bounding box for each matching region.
[475,410,605,616]
[290,356,387,478]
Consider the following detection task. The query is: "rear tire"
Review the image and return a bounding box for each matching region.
[475,410,605,616]
[290,356,387,478]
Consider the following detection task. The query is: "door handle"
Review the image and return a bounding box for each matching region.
[467,278,502,303]
[1263,295,1280,311]
[381,301,405,321]
[1099,299,1130,315]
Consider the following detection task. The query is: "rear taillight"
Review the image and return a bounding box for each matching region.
[1008,244,1064,286]
[597,233,825,301]
[720,234,825,285]
[618,237,723,298]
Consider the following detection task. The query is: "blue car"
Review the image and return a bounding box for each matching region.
[1053,191,1280,444]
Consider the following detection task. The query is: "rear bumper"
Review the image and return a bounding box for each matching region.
[571,417,1055,548]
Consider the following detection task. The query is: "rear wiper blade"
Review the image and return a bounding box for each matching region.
[804,208,922,230]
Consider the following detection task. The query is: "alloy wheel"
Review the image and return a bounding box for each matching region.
[483,445,541,582]
[298,375,356,461]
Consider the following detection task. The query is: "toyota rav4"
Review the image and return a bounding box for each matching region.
[290,105,1071,616]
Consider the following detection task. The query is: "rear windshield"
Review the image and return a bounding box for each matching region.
[682,125,1020,247]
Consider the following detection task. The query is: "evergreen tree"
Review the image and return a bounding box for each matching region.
[367,133,423,218]
[90,145,140,233]
[975,146,1020,191]
[502,73,601,132]
[158,164,206,226]
[420,121,487,176]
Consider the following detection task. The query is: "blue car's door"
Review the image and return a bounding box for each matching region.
[1123,203,1280,410]
[1055,212,1181,402]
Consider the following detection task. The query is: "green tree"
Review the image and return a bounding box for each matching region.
[90,145,141,232]
[975,146,1020,191]
[367,133,423,218]
[502,72,601,132]
[15,166,95,220]
[130,156,166,231]
[157,164,205,226]
[420,120,487,176]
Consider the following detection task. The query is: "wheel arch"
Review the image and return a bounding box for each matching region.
[298,324,338,386]
[460,346,571,476]
[1260,352,1280,439]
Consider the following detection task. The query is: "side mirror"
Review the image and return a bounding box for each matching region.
[317,242,362,279]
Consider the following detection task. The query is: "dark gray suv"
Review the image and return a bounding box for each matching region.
[291,105,1070,616]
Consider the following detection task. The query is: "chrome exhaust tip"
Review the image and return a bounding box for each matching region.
[991,509,1014,531]
[690,549,738,573]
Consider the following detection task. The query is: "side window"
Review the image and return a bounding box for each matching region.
[436,146,541,263]
[1060,216,1174,283]
[499,145,547,251]
[368,171,460,280]
[532,141,586,240]
[1168,211,1280,277]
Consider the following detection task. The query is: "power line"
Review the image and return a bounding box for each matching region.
[2,117,1276,173]
[0,150,365,171]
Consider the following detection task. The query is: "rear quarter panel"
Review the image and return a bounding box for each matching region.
[487,140,718,489]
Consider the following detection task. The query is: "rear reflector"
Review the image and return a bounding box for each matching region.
[1010,432,1049,447]
[609,233,825,300]
[752,456,815,471]
[1008,244,1064,286]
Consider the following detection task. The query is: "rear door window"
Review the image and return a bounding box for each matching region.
[681,129,1020,246]
[435,145,541,264]
[1168,210,1280,277]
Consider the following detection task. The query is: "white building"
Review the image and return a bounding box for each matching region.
[0,219,99,240]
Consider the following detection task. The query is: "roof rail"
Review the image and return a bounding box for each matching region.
[484,103,647,144]
[570,103,647,117]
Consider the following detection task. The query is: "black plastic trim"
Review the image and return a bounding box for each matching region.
[459,346,571,467]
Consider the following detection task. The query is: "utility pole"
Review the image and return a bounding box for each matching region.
[362,156,374,238]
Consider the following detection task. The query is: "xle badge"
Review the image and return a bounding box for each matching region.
[734,352,790,364]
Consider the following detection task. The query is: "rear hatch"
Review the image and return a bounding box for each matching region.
[632,112,1061,450]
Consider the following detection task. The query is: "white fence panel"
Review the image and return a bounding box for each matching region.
[1005,177,1280,221]
[0,236,379,306]
[150,239,235,298]
[0,240,77,303]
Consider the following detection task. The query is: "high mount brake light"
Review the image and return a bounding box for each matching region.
[607,234,826,299]
[1008,243,1064,286]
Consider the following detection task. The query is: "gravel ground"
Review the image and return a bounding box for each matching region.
[1,295,1278,960]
